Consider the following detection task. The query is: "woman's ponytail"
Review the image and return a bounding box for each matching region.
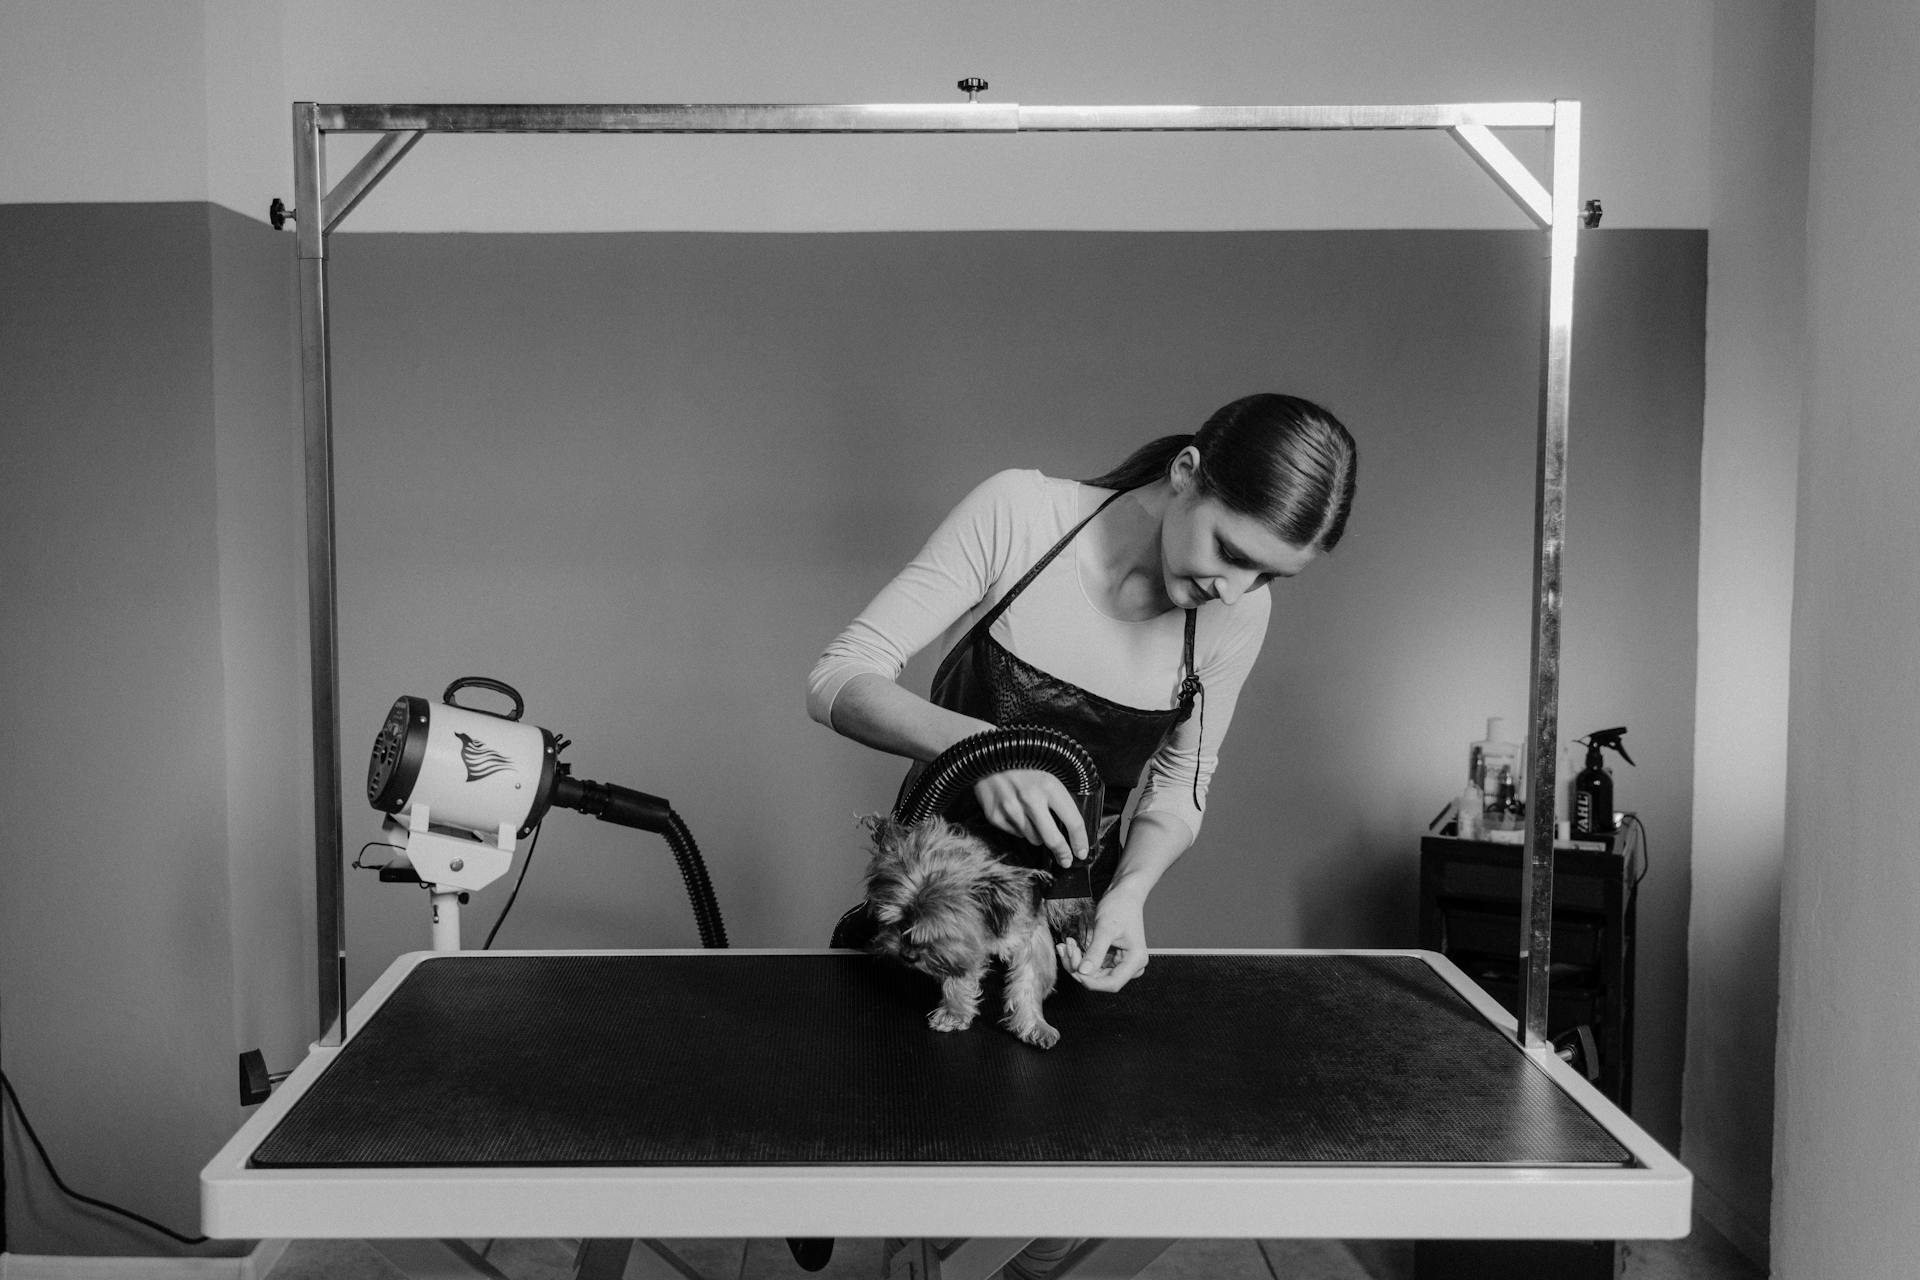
[1086,395,1357,552]
[1082,434,1196,492]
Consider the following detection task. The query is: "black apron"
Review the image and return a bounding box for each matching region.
[832,488,1200,947]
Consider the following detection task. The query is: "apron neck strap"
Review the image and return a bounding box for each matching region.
[969,486,1131,638]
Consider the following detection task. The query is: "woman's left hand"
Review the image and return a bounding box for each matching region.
[1057,887,1149,992]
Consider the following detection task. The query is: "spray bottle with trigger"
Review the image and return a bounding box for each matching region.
[1571,726,1634,839]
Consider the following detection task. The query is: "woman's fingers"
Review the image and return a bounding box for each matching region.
[1042,784,1091,864]
[974,770,1089,866]
[1064,895,1149,991]
[1077,916,1123,977]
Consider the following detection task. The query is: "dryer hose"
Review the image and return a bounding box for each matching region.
[893,723,1104,847]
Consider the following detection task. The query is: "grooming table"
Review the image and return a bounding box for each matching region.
[201,949,1689,1277]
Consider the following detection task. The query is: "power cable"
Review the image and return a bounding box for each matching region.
[0,1068,209,1248]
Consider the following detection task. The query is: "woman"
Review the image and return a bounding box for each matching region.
[807,392,1358,991]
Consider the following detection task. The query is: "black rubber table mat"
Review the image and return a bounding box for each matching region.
[250,953,1633,1168]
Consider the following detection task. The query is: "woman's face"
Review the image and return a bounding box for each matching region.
[1160,450,1317,610]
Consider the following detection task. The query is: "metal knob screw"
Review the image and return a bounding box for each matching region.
[958,77,988,102]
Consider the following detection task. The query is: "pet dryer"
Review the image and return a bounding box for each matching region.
[365,676,725,950]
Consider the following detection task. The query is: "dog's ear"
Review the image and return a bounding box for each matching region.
[973,865,1040,936]
[861,815,912,877]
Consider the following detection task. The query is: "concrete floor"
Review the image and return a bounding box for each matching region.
[268,1217,1765,1280]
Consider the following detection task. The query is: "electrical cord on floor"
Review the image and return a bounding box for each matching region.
[1,1066,210,1248]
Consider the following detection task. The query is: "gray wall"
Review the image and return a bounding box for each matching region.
[0,2,1821,1266]
[0,203,297,1256]
[207,206,313,1119]
[0,216,1703,1256]
[1773,0,1920,1273]
[1683,0,1811,1260]
[323,228,1704,1148]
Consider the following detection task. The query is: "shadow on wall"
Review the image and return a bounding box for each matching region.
[321,228,1702,1144]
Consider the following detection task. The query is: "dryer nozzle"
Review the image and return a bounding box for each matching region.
[550,772,673,833]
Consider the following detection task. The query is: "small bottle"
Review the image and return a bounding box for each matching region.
[1485,765,1525,843]
[1456,782,1484,840]
[1469,717,1523,800]
[1555,744,1576,841]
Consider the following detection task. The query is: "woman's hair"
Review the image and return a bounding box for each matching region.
[1084,393,1359,552]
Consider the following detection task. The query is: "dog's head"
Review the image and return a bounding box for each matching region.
[861,817,1043,978]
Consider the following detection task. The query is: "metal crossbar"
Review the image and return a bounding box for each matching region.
[286,97,1583,1059]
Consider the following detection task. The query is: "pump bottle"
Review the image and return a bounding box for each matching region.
[1571,727,1634,839]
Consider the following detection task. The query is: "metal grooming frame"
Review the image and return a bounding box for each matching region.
[286,96,1585,1053]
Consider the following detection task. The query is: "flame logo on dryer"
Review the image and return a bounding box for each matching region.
[455,732,516,782]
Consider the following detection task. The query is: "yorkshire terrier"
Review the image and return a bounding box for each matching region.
[861,816,1092,1050]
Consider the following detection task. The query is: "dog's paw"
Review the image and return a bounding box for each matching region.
[1016,1020,1061,1050]
[928,1006,975,1033]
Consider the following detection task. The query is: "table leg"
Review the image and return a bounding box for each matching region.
[885,1237,1171,1280]
[367,1239,514,1279]
[576,1238,713,1280]
[1051,1239,1174,1280]
[885,1237,1028,1280]
[575,1240,632,1280]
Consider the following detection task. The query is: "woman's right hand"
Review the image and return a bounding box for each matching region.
[971,769,1089,867]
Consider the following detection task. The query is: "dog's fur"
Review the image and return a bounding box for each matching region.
[861,816,1092,1050]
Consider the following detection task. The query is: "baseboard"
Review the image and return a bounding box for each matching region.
[1692,1179,1770,1272]
[0,1239,288,1280]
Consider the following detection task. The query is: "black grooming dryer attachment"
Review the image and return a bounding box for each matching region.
[894,723,1106,899]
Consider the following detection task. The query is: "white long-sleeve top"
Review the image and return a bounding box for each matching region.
[806,469,1271,841]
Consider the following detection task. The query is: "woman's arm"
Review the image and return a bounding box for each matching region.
[832,674,1090,864]
[807,472,1091,863]
[806,469,1028,730]
[1057,809,1192,990]
[1065,599,1272,989]
[826,671,992,763]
